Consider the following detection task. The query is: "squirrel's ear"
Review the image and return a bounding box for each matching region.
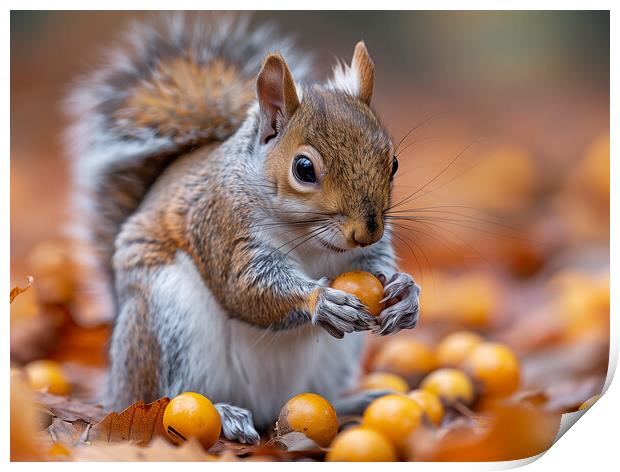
[351,41,374,105]
[256,53,300,145]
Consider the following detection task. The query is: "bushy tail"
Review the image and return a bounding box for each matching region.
[65,13,310,321]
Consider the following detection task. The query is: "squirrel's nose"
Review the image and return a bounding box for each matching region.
[347,218,384,247]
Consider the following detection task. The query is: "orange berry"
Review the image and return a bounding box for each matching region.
[277,393,338,447]
[163,392,221,449]
[25,360,70,396]
[420,368,474,405]
[326,426,397,462]
[360,372,409,393]
[372,338,437,378]
[578,394,601,411]
[464,342,520,398]
[362,394,422,455]
[48,442,71,458]
[407,389,444,426]
[436,331,484,367]
[331,271,384,316]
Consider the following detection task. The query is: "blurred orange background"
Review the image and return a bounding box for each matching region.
[11,10,609,271]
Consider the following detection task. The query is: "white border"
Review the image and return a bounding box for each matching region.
[4,2,616,470]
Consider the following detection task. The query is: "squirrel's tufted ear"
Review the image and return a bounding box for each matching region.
[256,53,300,145]
[326,41,375,105]
[351,41,374,105]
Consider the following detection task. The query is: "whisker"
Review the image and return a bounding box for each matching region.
[388,229,422,276]
[386,209,521,234]
[388,221,473,273]
[253,218,330,229]
[386,215,527,241]
[386,226,429,279]
[388,222,436,274]
[402,218,490,267]
[395,136,439,158]
[267,226,327,258]
[388,140,480,211]
[394,112,446,155]
[280,210,337,217]
[283,226,332,257]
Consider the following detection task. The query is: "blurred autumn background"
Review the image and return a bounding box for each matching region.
[11,11,609,461]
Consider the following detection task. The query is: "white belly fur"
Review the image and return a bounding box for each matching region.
[152,251,365,427]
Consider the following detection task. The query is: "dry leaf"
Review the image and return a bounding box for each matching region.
[37,391,106,423]
[85,397,170,445]
[73,437,219,461]
[11,275,33,303]
[48,418,90,446]
[208,439,261,456]
[410,403,561,461]
[542,375,605,412]
[268,431,323,453]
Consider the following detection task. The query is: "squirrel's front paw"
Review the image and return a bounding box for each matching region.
[374,272,421,336]
[311,283,376,339]
[214,403,260,444]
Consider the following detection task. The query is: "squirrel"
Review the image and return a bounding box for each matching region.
[66,13,420,443]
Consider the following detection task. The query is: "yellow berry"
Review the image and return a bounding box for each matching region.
[163,392,221,449]
[25,360,70,396]
[464,342,520,398]
[362,394,422,455]
[48,442,71,458]
[578,394,601,411]
[372,338,437,378]
[420,368,474,405]
[277,393,338,447]
[326,426,397,462]
[331,271,384,316]
[407,389,444,426]
[436,331,484,367]
[359,372,409,393]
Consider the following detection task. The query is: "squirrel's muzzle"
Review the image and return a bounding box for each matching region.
[344,215,384,248]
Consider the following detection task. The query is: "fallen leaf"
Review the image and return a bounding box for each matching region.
[47,418,90,446]
[515,375,605,413]
[268,431,323,453]
[85,398,170,445]
[73,437,218,461]
[36,391,106,423]
[521,341,609,389]
[11,275,33,303]
[410,402,561,461]
[208,439,260,456]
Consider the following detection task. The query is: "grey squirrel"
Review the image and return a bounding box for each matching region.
[66,13,420,443]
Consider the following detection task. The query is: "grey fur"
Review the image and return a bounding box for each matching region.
[65,12,312,301]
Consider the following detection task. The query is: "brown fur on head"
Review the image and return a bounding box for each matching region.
[257,42,396,250]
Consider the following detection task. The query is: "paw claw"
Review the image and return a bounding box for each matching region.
[215,404,260,445]
[375,272,420,336]
[312,287,375,338]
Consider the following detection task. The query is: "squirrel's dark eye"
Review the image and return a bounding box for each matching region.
[293,155,317,184]
[391,156,399,178]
